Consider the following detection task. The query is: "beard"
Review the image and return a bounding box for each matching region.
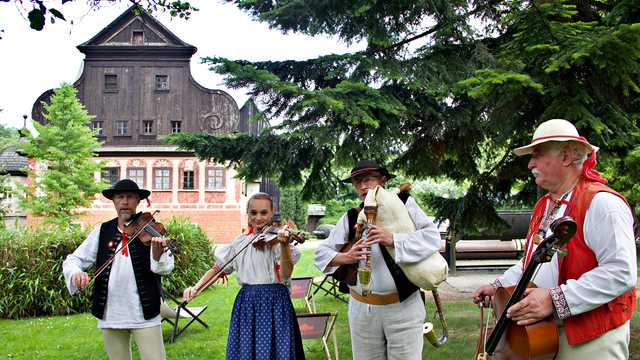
[119,211,133,222]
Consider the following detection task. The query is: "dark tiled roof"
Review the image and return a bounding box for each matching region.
[0,145,27,175]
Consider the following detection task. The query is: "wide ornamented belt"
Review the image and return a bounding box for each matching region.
[350,289,400,305]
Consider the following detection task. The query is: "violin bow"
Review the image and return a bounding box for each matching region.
[184,225,279,304]
[84,211,160,289]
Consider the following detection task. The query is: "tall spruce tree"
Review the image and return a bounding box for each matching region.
[19,83,106,228]
[169,0,640,235]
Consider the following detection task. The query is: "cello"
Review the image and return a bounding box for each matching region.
[475,216,577,360]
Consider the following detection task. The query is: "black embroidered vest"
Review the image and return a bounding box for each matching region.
[91,216,161,320]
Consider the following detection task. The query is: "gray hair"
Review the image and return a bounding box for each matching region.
[544,141,589,167]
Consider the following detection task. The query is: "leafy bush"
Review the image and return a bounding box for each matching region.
[0,226,91,319]
[321,198,360,225]
[161,217,215,297]
[279,186,308,228]
[0,217,214,319]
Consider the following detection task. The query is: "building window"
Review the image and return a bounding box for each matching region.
[183,170,194,190]
[206,167,225,190]
[91,121,104,136]
[116,121,129,136]
[143,120,154,135]
[127,168,145,188]
[155,75,169,91]
[101,167,120,186]
[104,74,118,91]
[153,168,171,190]
[132,30,144,45]
[171,121,181,134]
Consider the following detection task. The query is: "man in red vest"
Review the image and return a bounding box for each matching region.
[473,119,637,358]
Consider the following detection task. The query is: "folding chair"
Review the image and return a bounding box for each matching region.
[312,275,348,304]
[290,276,316,313]
[160,291,208,343]
[296,312,339,360]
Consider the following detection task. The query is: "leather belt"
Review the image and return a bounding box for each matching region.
[350,289,400,305]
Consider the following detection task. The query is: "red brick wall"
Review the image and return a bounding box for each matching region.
[177,191,199,203]
[204,192,226,203]
[149,191,172,203]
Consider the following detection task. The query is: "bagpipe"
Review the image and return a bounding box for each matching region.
[354,185,450,347]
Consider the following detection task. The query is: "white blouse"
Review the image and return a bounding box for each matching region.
[62,224,174,329]
[215,232,301,286]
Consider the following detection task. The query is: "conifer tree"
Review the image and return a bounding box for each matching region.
[19,83,106,228]
[169,1,640,234]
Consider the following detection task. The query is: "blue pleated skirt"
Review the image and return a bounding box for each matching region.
[227,283,305,360]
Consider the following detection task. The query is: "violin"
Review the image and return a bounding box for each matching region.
[475,216,577,360]
[251,220,306,249]
[123,211,180,254]
[85,210,178,290]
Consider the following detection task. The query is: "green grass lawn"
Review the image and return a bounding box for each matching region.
[0,248,638,359]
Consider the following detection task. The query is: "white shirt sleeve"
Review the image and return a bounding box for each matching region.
[214,236,244,275]
[496,260,525,287]
[273,242,302,264]
[62,224,101,295]
[391,196,443,264]
[150,248,174,275]
[560,192,637,316]
[314,214,350,274]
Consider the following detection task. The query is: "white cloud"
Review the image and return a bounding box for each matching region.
[0,0,364,130]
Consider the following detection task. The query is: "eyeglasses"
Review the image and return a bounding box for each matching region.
[352,175,382,185]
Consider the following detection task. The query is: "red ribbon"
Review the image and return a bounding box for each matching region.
[579,137,607,184]
[121,231,129,257]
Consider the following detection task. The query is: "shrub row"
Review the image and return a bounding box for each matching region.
[0,217,214,319]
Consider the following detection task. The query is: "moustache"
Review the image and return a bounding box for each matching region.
[531,168,540,177]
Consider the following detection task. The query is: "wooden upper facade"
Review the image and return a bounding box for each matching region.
[27,6,273,242]
[32,6,265,146]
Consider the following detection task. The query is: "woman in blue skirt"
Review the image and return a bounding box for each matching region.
[183,192,305,360]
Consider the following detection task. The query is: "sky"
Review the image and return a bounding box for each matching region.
[0,0,364,131]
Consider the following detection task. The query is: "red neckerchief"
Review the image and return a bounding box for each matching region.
[580,140,607,184]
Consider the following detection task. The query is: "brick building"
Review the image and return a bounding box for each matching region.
[30,7,272,243]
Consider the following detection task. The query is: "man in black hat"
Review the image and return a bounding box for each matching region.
[62,179,173,360]
[314,160,442,360]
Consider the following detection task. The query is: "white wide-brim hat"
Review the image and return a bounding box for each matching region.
[513,119,599,157]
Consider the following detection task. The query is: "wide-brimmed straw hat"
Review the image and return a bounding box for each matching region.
[102,179,150,200]
[341,160,395,183]
[513,119,599,157]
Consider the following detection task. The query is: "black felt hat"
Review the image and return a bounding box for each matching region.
[102,179,150,200]
[340,160,395,183]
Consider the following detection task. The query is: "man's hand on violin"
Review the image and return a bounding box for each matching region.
[150,236,168,250]
[506,288,553,326]
[473,284,497,307]
[366,225,394,247]
[72,272,89,290]
[150,236,169,260]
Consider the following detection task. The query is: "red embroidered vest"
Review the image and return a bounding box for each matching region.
[558,179,636,344]
[526,179,636,345]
